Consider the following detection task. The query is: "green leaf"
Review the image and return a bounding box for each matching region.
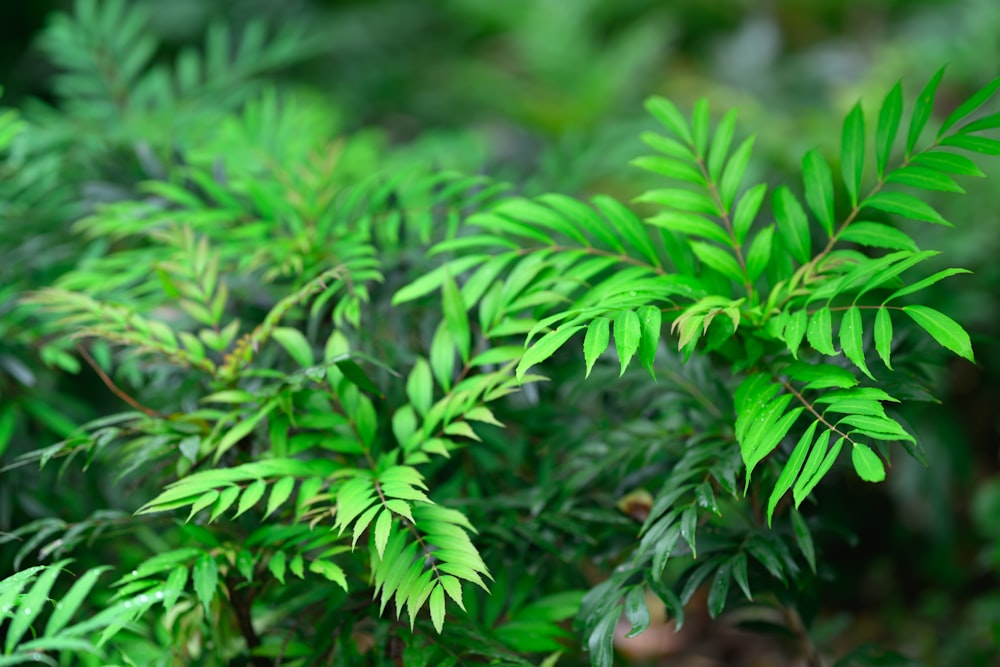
[939,134,1000,155]
[912,151,984,177]
[516,325,585,382]
[907,66,946,156]
[45,566,110,636]
[707,561,731,619]
[623,586,651,638]
[631,156,705,185]
[587,604,622,667]
[806,307,837,356]
[209,485,240,522]
[429,584,446,633]
[773,186,811,263]
[407,359,433,416]
[268,552,286,584]
[271,327,313,367]
[691,242,745,283]
[614,310,641,376]
[719,136,756,212]
[646,97,693,144]
[692,98,710,155]
[862,191,950,226]
[235,479,266,518]
[5,561,67,653]
[794,434,843,507]
[593,196,661,267]
[265,476,295,518]
[876,82,903,178]
[193,553,218,613]
[884,268,971,303]
[840,306,874,380]
[442,272,471,363]
[939,76,1000,136]
[374,509,392,559]
[767,420,818,526]
[851,444,886,482]
[874,308,893,369]
[791,510,817,573]
[583,317,610,378]
[841,103,865,206]
[902,305,975,362]
[802,149,835,237]
[886,166,963,193]
[393,256,489,305]
[839,222,918,251]
[645,211,730,245]
[784,309,808,359]
[707,109,738,182]
[732,183,767,245]
[637,306,662,379]
[745,225,774,282]
[636,188,717,216]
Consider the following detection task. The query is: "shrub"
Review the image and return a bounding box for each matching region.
[2,2,999,665]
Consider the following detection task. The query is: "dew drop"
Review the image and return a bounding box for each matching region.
[155,591,164,599]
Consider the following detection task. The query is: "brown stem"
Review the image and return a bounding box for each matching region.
[76,343,161,418]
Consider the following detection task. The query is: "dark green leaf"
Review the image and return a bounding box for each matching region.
[193,553,218,613]
[623,587,651,638]
[707,561,731,619]
[586,604,623,667]
[784,309,808,359]
[791,510,817,573]
[806,307,837,356]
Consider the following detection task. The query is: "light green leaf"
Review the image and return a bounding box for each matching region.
[268,551,286,584]
[875,82,902,178]
[862,192,951,226]
[940,75,1000,136]
[783,309,808,359]
[192,553,218,613]
[907,66,946,156]
[839,306,874,380]
[692,98,710,155]
[646,97,693,144]
[442,272,471,363]
[902,305,974,362]
[767,420,818,526]
[45,566,111,637]
[235,479,266,518]
[794,434,842,507]
[5,561,67,653]
[265,476,295,518]
[851,444,886,482]
[374,510,392,559]
[773,186,811,263]
[430,324,456,391]
[719,136,756,212]
[886,166,963,192]
[583,318,610,378]
[635,188,717,216]
[637,305,662,379]
[732,183,767,245]
[309,560,348,591]
[806,307,836,356]
[614,310,642,376]
[429,584,446,633]
[802,149,835,237]
[691,242,745,283]
[707,109,738,181]
[393,256,489,305]
[874,308,893,369]
[745,225,774,282]
[841,103,865,206]
[406,359,433,416]
[271,327,313,368]
[631,156,705,185]
[515,325,585,382]
[884,268,971,303]
[839,222,918,251]
[912,151,984,176]
[645,211,731,245]
[209,485,241,522]
[593,196,661,267]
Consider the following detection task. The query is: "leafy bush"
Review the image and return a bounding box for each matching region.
[2,1,999,665]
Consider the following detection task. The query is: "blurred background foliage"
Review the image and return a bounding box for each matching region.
[1,0,998,664]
